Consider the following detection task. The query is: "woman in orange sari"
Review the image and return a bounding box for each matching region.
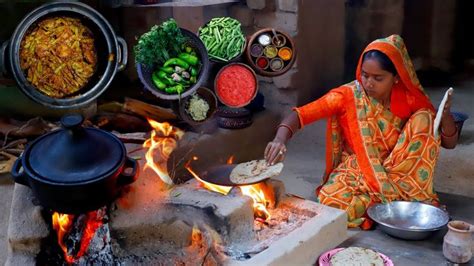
[265,35,458,229]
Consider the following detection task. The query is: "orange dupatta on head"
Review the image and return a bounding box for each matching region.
[356,34,435,120]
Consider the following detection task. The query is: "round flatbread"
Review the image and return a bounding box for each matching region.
[330,247,384,266]
[230,159,283,185]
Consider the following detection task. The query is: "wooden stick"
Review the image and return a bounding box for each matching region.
[112,132,148,144]
[0,151,16,175]
[123,98,178,121]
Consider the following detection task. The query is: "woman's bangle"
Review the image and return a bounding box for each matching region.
[441,125,458,138]
[277,124,294,138]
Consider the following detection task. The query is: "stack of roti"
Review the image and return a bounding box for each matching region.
[230,159,283,185]
[330,247,384,266]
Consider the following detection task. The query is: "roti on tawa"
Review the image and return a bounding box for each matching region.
[230,160,283,185]
[330,247,384,266]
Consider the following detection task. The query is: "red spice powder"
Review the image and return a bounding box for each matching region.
[216,64,257,107]
[256,57,268,69]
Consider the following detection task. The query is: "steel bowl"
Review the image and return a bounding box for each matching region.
[367,201,449,240]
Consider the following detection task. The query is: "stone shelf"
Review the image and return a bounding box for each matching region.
[120,0,240,7]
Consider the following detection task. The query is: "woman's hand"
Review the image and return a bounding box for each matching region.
[264,111,300,165]
[264,139,287,166]
[440,90,458,149]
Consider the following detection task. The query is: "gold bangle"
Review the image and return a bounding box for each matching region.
[441,126,458,138]
[277,124,294,138]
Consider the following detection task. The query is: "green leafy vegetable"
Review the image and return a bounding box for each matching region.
[134,18,187,67]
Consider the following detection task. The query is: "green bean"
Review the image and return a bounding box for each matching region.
[209,43,220,54]
[198,17,245,62]
[207,41,217,52]
[214,28,221,43]
[209,54,228,62]
[227,38,240,58]
[231,50,240,59]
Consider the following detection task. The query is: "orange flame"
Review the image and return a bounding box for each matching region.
[240,182,274,221]
[52,212,74,262]
[52,211,103,264]
[185,158,232,195]
[190,156,275,220]
[143,119,184,185]
[190,225,203,247]
[187,225,211,258]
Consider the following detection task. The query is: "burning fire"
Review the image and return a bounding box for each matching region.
[52,212,73,260]
[185,157,232,195]
[188,155,274,221]
[190,225,204,248]
[240,182,274,221]
[187,225,215,262]
[143,119,184,185]
[52,211,103,264]
[186,224,225,264]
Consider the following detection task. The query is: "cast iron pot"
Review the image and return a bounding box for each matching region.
[0,1,128,109]
[11,114,138,214]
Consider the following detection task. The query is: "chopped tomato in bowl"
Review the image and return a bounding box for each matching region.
[214,63,258,108]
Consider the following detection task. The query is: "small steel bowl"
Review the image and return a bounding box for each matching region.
[367,201,449,240]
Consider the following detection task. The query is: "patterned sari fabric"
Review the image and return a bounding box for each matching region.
[317,83,440,228]
[294,35,440,229]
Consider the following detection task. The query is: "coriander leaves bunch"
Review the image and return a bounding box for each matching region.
[134,18,187,67]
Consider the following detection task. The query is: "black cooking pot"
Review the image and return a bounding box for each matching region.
[0,1,128,109]
[11,114,138,214]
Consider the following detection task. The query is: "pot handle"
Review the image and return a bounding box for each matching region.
[0,41,10,78]
[117,157,138,186]
[469,224,474,233]
[10,157,29,187]
[117,37,128,72]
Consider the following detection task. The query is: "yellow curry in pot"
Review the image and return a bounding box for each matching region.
[19,17,97,98]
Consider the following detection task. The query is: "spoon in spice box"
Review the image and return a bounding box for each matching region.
[271,28,282,46]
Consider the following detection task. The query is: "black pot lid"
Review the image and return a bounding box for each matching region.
[27,114,124,184]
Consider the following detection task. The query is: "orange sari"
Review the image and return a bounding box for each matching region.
[294,35,440,229]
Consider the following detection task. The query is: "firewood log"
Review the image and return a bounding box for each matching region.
[123,97,178,121]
